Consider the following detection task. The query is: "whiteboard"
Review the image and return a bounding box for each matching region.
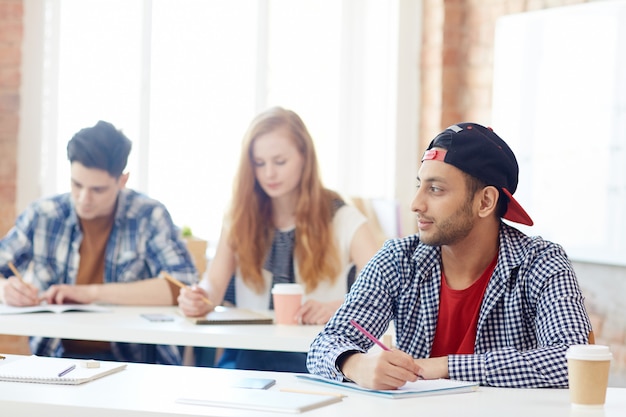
[492,1,626,265]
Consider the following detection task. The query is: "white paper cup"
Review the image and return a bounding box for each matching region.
[271,283,304,325]
[566,344,612,409]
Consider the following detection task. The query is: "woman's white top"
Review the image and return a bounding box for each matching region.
[235,204,367,309]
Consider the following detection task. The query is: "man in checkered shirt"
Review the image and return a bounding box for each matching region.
[307,123,592,389]
[0,121,197,365]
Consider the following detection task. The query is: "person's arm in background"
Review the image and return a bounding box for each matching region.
[297,221,380,324]
[350,222,383,271]
[178,225,236,317]
[43,199,198,306]
[43,279,178,305]
[297,203,381,325]
[0,205,41,306]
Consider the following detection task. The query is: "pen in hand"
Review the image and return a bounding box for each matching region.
[349,319,391,351]
[7,261,42,303]
[7,262,24,282]
[58,364,76,377]
[160,271,213,306]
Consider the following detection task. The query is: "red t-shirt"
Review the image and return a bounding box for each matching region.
[430,255,497,356]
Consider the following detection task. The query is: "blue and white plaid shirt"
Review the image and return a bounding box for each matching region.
[0,189,197,365]
[307,223,592,388]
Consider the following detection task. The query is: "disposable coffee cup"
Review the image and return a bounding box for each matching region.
[271,283,304,325]
[566,344,612,409]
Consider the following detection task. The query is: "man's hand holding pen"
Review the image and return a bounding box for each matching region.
[342,320,423,390]
[2,262,42,306]
[340,349,422,390]
[2,277,41,306]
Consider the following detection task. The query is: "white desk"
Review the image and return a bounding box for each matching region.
[0,354,624,417]
[0,306,323,352]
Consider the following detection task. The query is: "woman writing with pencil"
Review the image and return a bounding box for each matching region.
[177,106,380,372]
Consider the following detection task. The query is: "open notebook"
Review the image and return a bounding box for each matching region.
[0,355,127,385]
[0,303,110,314]
[187,306,274,325]
[297,374,479,398]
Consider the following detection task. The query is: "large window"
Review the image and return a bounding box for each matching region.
[22,0,418,244]
[492,2,626,265]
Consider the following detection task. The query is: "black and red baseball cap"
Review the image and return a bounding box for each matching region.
[422,122,533,226]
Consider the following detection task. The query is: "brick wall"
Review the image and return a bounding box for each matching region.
[0,0,21,236]
[0,0,29,355]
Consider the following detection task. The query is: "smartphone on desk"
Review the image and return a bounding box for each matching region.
[231,378,276,390]
[140,313,175,322]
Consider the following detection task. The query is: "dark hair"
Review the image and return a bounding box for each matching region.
[66,120,132,178]
[430,133,508,218]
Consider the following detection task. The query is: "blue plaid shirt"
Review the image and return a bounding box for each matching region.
[0,189,197,365]
[307,223,592,388]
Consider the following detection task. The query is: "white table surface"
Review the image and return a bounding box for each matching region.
[0,306,323,352]
[0,354,624,417]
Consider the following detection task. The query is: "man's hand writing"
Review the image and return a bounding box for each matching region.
[341,350,421,390]
[2,277,41,306]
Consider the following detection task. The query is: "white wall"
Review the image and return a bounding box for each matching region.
[17,0,46,212]
[493,1,626,266]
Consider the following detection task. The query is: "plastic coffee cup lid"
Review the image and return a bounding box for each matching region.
[566,344,613,361]
[271,283,304,294]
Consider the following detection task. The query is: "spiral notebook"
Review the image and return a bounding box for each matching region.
[0,355,127,385]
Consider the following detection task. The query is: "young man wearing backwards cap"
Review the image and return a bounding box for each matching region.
[307,122,592,389]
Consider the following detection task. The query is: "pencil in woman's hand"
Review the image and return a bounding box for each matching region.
[160,271,213,306]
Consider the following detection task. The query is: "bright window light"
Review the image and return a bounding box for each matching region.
[40,0,400,243]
